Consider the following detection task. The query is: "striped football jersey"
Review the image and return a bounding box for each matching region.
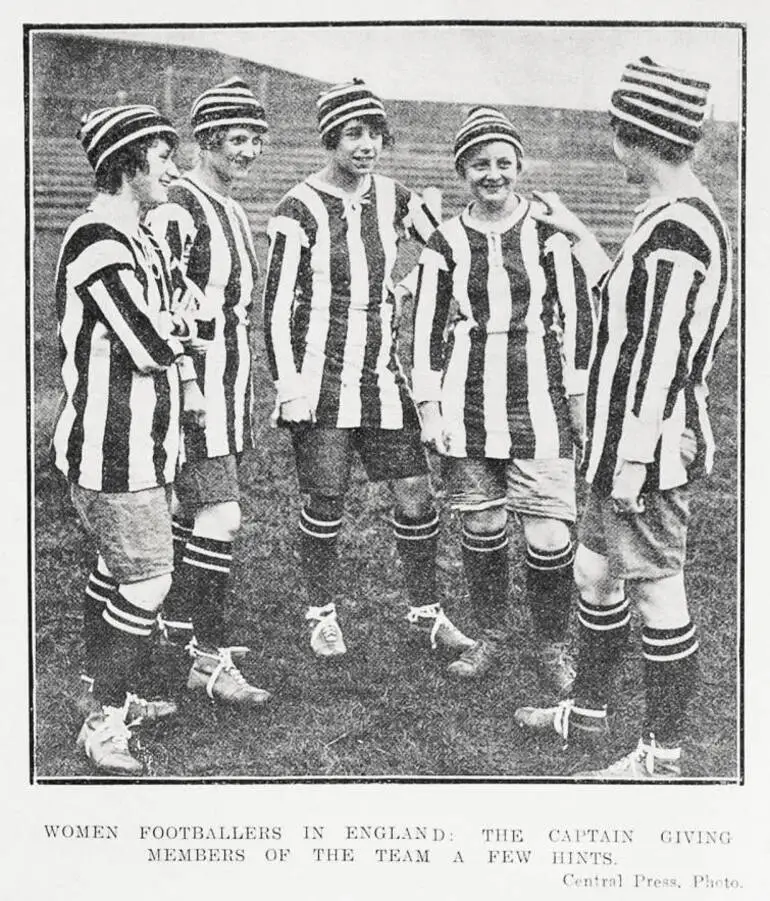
[263,172,439,429]
[580,187,733,495]
[147,173,258,460]
[412,199,595,459]
[52,206,187,492]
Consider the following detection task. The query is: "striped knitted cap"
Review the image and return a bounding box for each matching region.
[316,79,386,137]
[191,77,268,137]
[78,104,178,173]
[610,57,710,147]
[454,106,523,167]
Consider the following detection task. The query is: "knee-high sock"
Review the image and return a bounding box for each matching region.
[393,509,440,607]
[460,524,509,633]
[83,563,117,678]
[182,535,233,648]
[299,506,342,609]
[572,596,631,710]
[95,590,157,707]
[159,517,195,646]
[525,541,574,642]
[642,622,700,747]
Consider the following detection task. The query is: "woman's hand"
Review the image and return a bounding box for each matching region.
[419,401,447,455]
[530,191,593,243]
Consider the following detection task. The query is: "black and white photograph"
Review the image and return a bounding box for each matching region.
[26,20,743,785]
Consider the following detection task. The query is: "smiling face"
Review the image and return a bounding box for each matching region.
[328,118,384,182]
[209,126,264,183]
[128,138,179,208]
[461,140,520,213]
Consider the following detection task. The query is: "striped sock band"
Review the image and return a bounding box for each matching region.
[172,518,194,564]
[83,564,117,676]
[642,622,699,746]
[300,507,343,609]
[461,526,508,554]
[577,596,631,632]
[161,517,197,644]
[94,589,157,706]
[393,510,440,607]
[103,591,157,637]
[526,541,574,641]
[184,536,233,647]
[461,525,509,631]
[392,510,440,543]
[642,622,699,662]
[574,596,631,710]
[299,507,343,540]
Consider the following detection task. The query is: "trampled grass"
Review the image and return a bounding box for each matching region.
[30,228,740,782]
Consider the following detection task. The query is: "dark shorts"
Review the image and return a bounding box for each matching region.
[70,483,173,584]
[579,487,691,581]
[442,456,577,522]
[291,424,429,495]
[175,455,240,511]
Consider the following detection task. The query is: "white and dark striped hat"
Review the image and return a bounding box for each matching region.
[316,79,386,137]
[610,57,710,147]
[79,104,177,173]
[190,77,268,137]
[454,106,523,168]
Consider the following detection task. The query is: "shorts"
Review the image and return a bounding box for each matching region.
[175,455,240,510]
[69,483,173,584]
[291,424,429,496]
[578,487,691,581]
[442,457,577,522]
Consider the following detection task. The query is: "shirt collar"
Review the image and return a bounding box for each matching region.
[461,195,529,234]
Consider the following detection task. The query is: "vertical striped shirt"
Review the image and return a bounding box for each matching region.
[52,203,187,492]
[579,186,733,495]
[263,173,439,429]
[146,172,258,460]
[412,199,595,459]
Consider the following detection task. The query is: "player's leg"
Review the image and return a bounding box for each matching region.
[292,427,351,658]
[362,421,473,656]
[575,487,694,779]
[70,485,178,775]
[167,457,270,705]
[515,489,630,743]
[510,458,580,694]
[521,515,576,694]
[439,456,509,677]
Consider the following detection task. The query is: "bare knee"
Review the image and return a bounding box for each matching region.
[574,544,624,606]
[521,516,571,551]
[391,475,435,520]
[634,573,689,629]
[194,502,242,541]
[462,506,507,534]
[119,572,172,613]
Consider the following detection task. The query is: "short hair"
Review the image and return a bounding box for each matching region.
[455,142,523,178]
[94,134,177,194]
[321,117,394,151]
[610,115,695,165]
[196,124,265,152]
[196,126,231,152]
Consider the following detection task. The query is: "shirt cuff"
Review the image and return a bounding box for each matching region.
[411,369,443,404]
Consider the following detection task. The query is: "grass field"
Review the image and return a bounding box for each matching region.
[31,221,740,782]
